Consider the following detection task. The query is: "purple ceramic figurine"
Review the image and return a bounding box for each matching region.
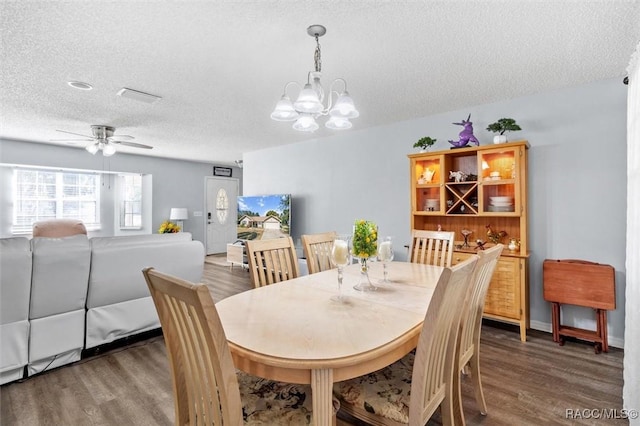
[449,114,480,148]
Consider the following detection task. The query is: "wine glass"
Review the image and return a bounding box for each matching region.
[330,238,351,302]
[377,236,394,283]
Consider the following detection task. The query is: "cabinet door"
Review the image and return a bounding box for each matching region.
[478,146,522,216]
[484,256,521,319]
[412,155,445,214]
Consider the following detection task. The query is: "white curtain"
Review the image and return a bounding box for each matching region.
[625,41,640,424]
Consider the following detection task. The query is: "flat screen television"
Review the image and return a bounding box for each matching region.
[237,194,291,240]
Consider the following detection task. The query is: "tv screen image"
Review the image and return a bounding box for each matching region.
[237,194,291,240]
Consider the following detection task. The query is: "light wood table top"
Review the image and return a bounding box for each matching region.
[216,261,443,426]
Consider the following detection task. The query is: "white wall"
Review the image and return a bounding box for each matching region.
[244,78,628,347]
[0,139,243,244]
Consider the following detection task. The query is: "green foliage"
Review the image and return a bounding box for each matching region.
[413,136,437,150]
[265,210,279,218]
[352,220,378,258]
[486,118,522,135]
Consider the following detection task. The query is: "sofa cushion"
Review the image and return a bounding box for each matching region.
[0,237,32,324]
[30,234,91,319]
[87,236,204,308]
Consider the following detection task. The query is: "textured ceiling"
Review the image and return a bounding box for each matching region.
[1,1,639,165]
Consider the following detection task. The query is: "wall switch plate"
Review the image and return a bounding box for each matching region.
[193,211,203,217]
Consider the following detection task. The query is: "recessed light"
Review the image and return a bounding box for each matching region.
[67,81,93,90]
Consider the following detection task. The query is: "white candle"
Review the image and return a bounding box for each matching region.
[333,239,349,265]
[379,241,392,261]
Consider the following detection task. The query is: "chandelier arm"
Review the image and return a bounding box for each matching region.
[282,81,302,97]
[323,78,348,112]
[330,78,348,93]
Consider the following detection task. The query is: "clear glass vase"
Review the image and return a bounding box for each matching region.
[353,256,376,291]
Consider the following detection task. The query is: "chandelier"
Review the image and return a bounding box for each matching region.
[270,25,359,132]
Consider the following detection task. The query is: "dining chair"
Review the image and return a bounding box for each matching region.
[143,267,327,425]
[334,255,478,426]
[245,236,300,288]
[457,244,503,417]
[301,231,338,275]
[408,229,455,267]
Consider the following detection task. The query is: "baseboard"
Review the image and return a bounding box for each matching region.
[529,320,624,349]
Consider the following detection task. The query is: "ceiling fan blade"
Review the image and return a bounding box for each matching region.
[56,129,94,138]
[112,141,153,149]
[108,134,134,140]
[50,138,94,142]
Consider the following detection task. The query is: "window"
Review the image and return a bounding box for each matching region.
[119,174,143,229]
[13,169,100,232]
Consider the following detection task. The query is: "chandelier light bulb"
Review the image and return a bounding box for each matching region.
[329,91,360,119]
[294,84,323,113]
[325,117,352,130]
[271,95,299,121]
[292,114,319,132]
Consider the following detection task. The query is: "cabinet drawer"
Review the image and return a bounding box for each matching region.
[451,252,521,319]
[451,252,474,266]
[484,256,521,319]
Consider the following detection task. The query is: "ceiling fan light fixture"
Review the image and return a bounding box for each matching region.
[85,143,99,154]
[102,144,116,156]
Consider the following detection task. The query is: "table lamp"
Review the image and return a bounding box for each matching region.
[169,208,188,231]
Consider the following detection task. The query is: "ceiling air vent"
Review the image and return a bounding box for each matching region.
[117,88,162,104]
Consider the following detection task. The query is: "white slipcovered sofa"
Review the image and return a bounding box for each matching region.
[0,238,32,384]
[0,232,204,383]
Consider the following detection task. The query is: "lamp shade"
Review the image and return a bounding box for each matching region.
[270,96,299,121]
[170,208,189,221]
[293,84,323,113]
[292,114,319,132]
[102,144,116,156]
[325,116,352,130]
[329,91,359,119]
[86,143,99,155]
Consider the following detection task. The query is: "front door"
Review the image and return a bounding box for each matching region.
[205,177,238,254]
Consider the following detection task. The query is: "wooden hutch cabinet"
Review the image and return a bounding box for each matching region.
[408,140,529,341]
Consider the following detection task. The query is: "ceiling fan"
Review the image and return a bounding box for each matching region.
[51,125,153,156]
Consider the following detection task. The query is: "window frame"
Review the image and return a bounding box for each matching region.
[12,168,101,233]
[118,173,143,230]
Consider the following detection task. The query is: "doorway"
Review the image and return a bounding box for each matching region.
[205,177,238,255]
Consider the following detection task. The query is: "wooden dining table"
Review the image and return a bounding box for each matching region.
[215,261,444,426]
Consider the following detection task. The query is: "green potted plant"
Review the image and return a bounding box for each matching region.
[486,118,521,144]
[413,136,437,152]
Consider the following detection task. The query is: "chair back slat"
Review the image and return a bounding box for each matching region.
[409,230,455,267]
[458,244,504,367]
[143,267,243,425]
[301,232,338,275]
[409,255,477,426]
[246,236,300,288]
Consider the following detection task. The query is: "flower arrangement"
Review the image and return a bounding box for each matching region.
[158,220,181,233]
[352,219,378,259]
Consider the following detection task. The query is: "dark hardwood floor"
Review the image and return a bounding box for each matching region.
[1,256,625,425]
